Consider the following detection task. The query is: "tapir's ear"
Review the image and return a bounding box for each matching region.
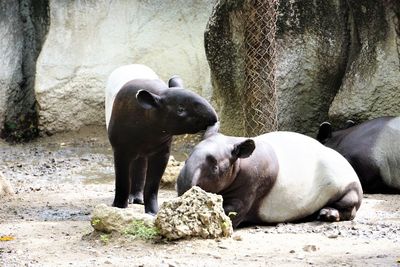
[168,75,184,88]
[317,122,332,143]
[203,122,220,139]
[345,120,355,129]
[136,89,161,109]
[232,139,255,159]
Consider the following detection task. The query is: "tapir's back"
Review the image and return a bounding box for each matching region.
[256,131,359,223]
[372,117,400,189]
[105,64,160,128]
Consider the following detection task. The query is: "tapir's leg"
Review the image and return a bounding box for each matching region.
[128,157,148,205]
[112,149,131,208]
[223,199,247,229]
[318,182,362,222]
[143,143,171,215]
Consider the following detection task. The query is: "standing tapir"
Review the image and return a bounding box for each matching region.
[105,64,218,214]
[317,116,400,193]
[177,124,362,228]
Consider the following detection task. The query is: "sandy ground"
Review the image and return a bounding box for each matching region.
[0,126,399,267]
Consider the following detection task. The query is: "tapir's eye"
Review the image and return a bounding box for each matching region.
[211,164,218,174]
[206,155,218,175]
[177,105,186,116]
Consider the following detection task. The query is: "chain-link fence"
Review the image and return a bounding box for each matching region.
[242,0,279,136]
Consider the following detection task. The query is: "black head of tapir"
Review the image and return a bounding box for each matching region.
[106,64,218,214]
[316,116,400,194]
[136,88,218,135]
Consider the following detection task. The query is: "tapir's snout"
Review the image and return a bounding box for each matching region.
[201,113,218,130]
[209,113,218,125]
[203,106,218,128]
[176,170,191,196]
[176,159,202,196]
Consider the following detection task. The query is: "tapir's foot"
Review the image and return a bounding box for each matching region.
[128,193,144,205]
[318,207,340,222]
[324,183,361,221]
[112,199,128,209]
[144,201,159,216]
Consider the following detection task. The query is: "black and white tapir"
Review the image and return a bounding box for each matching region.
[317,116,400,193]
[177,124,363,228]
[105,64,218,214]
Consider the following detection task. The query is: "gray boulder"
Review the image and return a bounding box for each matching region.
[329,1,400,123]
[0,0,49,141]
[155,186,233,240]
[205,0,349,136]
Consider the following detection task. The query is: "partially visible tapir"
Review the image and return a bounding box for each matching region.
[317,116,400,193]
[177,124,363,228]
[105,64,218,214]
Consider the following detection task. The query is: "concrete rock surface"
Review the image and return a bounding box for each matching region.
[155,186,233,240]
[328,1,400,123]
[205,0,400,136]
[0,0,49,141]
[35,0,215,134]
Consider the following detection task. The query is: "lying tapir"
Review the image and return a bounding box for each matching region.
[177,124,363,228]
[317,116,400,193]
[105,64,218,214]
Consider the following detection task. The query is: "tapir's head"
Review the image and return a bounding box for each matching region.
[177,123,255,196]
[136,76,218,135]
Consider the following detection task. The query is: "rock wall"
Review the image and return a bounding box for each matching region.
[0,0,49,141]
[205,0,400,136]
[329,1,400,123]
[2,0,399,139]
[35,0,216,134]
[276,0,349,135]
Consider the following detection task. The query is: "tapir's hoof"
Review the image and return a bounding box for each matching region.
[145,205,158,216]
[129,194,144,205]
[112,200,128,209]
[318,207,340,222]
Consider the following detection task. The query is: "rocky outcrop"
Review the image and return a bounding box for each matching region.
[35,0,215,134]
[276,0,350,135]
[329,1,400,123]
[2,0,398,139]
[0,0,49,141]
[205,0,400,136]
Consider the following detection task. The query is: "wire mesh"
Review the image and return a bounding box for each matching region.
[242,0,279,136]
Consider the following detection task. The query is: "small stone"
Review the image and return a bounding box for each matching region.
[303,245,318,252]
[233,235,242,241]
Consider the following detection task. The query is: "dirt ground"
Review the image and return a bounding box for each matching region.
[0,126,399,267]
